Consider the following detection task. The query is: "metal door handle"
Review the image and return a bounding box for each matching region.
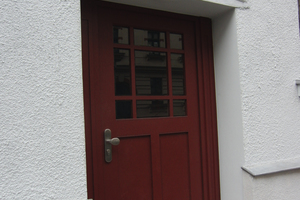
[106,137,120,146]
[104,129,120,163]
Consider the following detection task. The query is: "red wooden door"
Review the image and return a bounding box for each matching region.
[82,2,220,200]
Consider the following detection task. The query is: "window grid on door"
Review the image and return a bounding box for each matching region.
[113,26,186,119]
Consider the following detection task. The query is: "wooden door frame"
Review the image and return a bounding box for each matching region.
[81,1,220,199]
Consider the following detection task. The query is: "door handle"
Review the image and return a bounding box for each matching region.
[104,129,120,163]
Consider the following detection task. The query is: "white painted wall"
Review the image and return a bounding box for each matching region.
[213,0,300,199]
[104,0,243,18]
[237,0,300,166]
[212,9,245,200]
[0,0,87,199]
[235,0,300,199]
[1,0,300,199]
[243,169,300,200]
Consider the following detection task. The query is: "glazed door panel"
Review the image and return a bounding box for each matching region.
[82,2,220,200]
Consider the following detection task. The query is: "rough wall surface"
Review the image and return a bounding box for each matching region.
[213,0,300,199]
[0,0,87,199]
[1,0,300,199]
[243,169,300,200]
[235,0,300,199]
[236,0,300,167]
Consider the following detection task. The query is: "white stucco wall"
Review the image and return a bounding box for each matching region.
[215,0,300,199]
[235,0,300,199]
[236,0,300,166]
[243,169,300,200]
[1,0,300,199]
[0,0,87,199]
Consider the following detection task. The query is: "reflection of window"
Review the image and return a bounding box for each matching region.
[151,78,163,95]
[114,48,125,62]
[150,100,168,114]
[113,27,119,43]
[146,52,166,61]
[148,31,160,47]
[114,48,131,95]
[134,29,166,48]
[136,100,169,118]
[116,100,132,119]
[113,26,129,44]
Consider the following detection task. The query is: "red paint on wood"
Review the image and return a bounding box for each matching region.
[81,1,220,200]
[160,133,190,200]
[81,17,94,199]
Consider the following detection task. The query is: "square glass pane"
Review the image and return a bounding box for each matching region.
[137,100,169,118]
[113,26,129,44]
[135,50,168,95]
[116,100,132,119]
[171,53,185,95]
[114,49,131,95]
[134,29,166,48]
[173,100,186,116]
[170,33,183,49]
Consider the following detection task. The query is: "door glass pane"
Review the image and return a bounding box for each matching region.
[137,100,169,118]
[173,100,186,116]
[171,53,185,95]
[116,100,132,119]
[114,49,131,95]
[134,29,166,48]
[113,26,129,44]
[135,50,168,95]
[170,33,183,49]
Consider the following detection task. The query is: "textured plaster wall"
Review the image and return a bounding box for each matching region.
[0,0,87,199]
[243,169,300,200]
[236,0,300,166]
[234,0,300,199]
[1,0,300,199]
[213,0,300,199]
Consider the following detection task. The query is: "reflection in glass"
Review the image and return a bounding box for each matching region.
[114,49,131,95]
[134,29,166,48]
[135,51,168,95]
[171,54,185,95]
[173,100,186,116]
[137,100,169,118]
[116,100,132,119]
[113,26,129,44]
[170,33,183,49]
